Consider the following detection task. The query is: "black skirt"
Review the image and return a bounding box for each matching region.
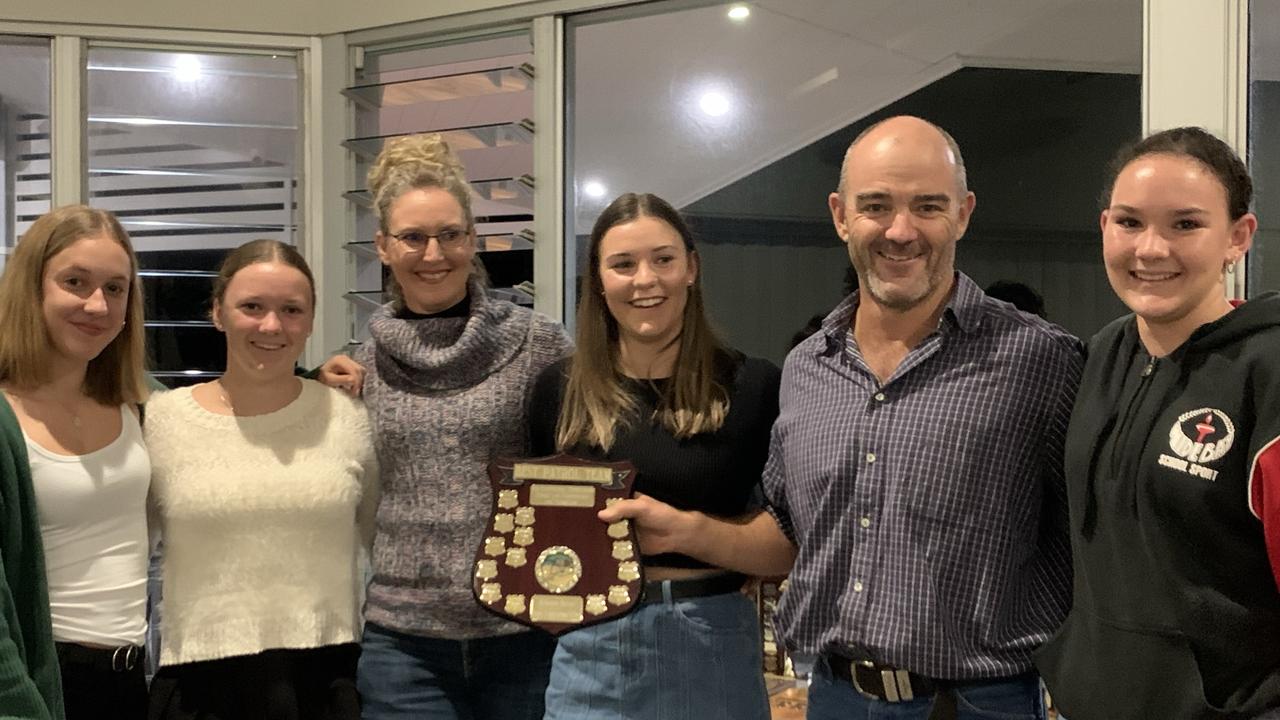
[147,643,360,720]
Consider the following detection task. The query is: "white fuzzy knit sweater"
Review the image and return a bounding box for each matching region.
[144,379,379,666]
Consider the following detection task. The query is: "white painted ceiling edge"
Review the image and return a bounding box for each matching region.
[0,0,536,37]
[7,0,1280,235]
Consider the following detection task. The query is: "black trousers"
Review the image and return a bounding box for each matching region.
[147,643,360,720]
[57,642,149,720]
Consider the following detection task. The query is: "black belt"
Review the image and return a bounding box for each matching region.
[823,654,943,702]
[56,642,144,673]
[640,572,746,604]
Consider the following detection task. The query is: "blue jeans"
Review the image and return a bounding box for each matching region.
[806,656,1045,720]
[357,622,555,720]
[544,583,769,720]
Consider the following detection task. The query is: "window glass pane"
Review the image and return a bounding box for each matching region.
[0,35,52,273]
[568,1,1140,364]
[1249,3,1280,294]
[86,48,301,385]
[345,33,534,345]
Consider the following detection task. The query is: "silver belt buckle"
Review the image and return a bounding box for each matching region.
[851,660,915,703]
[111,645,138,672]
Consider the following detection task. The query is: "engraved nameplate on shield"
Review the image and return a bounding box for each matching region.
[473,454,642,635]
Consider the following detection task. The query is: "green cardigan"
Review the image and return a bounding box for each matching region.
[0,395,64,720]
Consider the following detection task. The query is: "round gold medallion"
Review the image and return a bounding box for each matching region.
[534,545,583,594]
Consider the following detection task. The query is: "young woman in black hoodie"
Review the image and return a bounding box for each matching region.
[1036,127,1280,719]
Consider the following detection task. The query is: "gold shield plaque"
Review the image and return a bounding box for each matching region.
[534,546,582,594]
[474,454,643,635]
[515,506,536,526]
[484,537,506,557]
[585,594,608,616]
[617,561,640,582]
[475,559,498,581]
[504,594,527,616]
[612,541,634,561]
[494,513,515,533]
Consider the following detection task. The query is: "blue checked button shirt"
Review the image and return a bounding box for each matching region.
[764,272,1083,680]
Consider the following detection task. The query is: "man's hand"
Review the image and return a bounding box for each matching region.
[598,493,700,557]
[601,495,797,576]
[317,354,366,398]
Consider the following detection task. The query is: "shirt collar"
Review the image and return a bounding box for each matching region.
[817,271,984,354]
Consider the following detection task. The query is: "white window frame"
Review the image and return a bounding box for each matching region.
[0,20,326,361]
[1143,0,1250,297]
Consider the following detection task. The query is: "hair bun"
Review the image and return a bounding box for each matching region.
[368,133,466,200]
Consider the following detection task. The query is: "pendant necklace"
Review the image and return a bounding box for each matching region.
[215,380,236,415]
[51,395,82,428]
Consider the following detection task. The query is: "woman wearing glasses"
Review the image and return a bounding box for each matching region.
[349,133,572,720]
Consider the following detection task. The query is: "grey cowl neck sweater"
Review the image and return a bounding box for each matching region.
[368,283,528,391]
[360,279,574,638]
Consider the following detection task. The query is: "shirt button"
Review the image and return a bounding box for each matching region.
[873,392,885,402]
[859,517,871,529]
[853,580,864,593]
[865,452,876,463]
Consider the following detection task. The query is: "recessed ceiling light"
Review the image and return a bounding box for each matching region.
[173,55,202,82]
[728,5,750,21]
[699,91,732,118]
[583,180,607,199]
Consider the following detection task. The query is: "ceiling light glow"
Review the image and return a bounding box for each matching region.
[728,5,750,21]
[699,91,732,118]
[583,180,607,199]
[172,55,203,82]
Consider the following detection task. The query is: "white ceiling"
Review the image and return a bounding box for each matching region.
[568,0,1143,231]
[8,0,1280,238]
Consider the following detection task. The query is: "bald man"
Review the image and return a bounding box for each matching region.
[600,116,1081,718]
[762,116,1081,718]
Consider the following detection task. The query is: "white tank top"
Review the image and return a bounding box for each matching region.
[26,405,150,646]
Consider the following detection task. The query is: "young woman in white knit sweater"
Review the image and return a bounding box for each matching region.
[0,206,151,720]
[144,240,378,720]
[316,133,571,720]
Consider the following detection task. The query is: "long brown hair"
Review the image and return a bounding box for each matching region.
[0,205,147,404]
[556,193,731,452]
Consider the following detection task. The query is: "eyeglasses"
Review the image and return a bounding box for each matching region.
[389,228,470,251]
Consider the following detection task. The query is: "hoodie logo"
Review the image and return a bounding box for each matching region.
[1158,408,1235,481]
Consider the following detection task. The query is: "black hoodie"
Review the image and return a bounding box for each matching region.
[1036,294,1280,719]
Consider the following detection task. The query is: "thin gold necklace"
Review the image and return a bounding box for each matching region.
[214,380,235,415]
[62,399,83,428]
[16,390,84,428]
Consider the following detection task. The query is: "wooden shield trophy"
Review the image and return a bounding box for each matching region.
[472,453,642,635]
